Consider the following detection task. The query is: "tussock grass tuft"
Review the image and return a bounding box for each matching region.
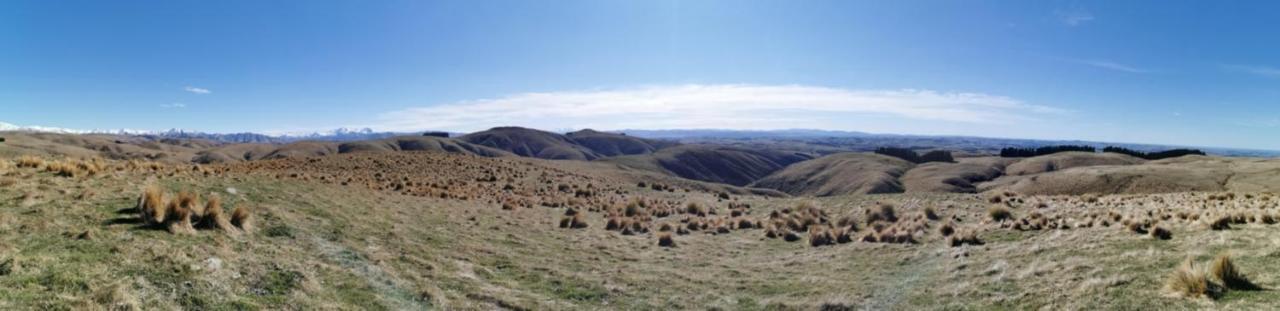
[1208,215,1231,231]
[939,221,955,237]
[231,205,255,233]
[657,232,675,247]
[138,185,166,226]
[1149,226,1172,240]
[988,206,1012,222]
[15,155,44,168]
[923,206,940,221]
[1165,258,1219,299]
[865,203,897,224]
[164,200,196,235]
[1209,253,1258,290]
[947,230,983,247]
[198,194,237,233]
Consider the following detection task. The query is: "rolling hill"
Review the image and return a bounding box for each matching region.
[604,145,813,186]
[749,152,913,196]
[459,127,603,160]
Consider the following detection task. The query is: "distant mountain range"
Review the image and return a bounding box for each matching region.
[3,121,1278,157]
[618,129,1280,158]
[0,122,409,143]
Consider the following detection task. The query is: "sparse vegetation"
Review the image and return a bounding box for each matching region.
[988,205,1012,221]
[999,145,1096,157]
[1165,258,1217,299]
[1209,253,1257,290]
[1103,146,1205,160]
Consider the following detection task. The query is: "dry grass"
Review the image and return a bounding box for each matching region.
[988,205,1012,222]
[1149,226,1172,240]
[15,155,44,168]
[198,194,237,233]
[1208,215,1231,231]
[656,232,675,247]
[138,185,166,226]
[865,202,897,224]
[1209,253,1258,290]
[164,200,196,235]
[947,230,982,247]
[1165,258,1218,299]
[231,205,254,232]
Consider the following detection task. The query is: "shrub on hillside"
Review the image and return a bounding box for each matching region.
[1103,146,1205,160]
[873,147,954,164]
[999,145,1096,157]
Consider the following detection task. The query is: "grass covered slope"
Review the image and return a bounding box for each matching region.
[460,127,602,160]
[605,145,813,187]
[1004,151,1145,176]
[564,129,676,157]
[4,154,1280,309]
[750,152,913,196]
[902,157,1016,193]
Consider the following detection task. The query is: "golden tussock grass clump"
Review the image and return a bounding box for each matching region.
[45,160,82,178]
[163,200,196,235]
[15,155,44,168]
[1208,215,1231,231]
[559,213,589,229]
[939,221,955,237]
[923,206,940,221]
[656,232,675,247]
[137,185,166,226]
[1165,258,1219,299]
[1126,222,1148,234]
[865,203,897,224]
[808,226,834,247]
[988,205,1012,222]
[1149,225,1172,240]
[198,195,237,233]
[1209,253,1258,290]
[175,191,202,217]
[230,205,254,233]
[947,230,983,247]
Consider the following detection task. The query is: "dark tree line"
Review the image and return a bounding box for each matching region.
[875,147,954,164]
[999,145,1096,157]
[1103,146,1205,160]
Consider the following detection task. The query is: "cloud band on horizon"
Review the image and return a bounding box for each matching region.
[375,84,1066,133]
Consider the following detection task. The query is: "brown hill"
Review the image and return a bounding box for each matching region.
[337,136,509,156]
[0,132,212,162]
[980,155,1280,195]
[565,129,676,157]
[750,153,912,196]
[460,127,601,160]
[604,145,813,186]
[194,136,508,164]
[902,157,1017,193]
[1004,151,1145,175]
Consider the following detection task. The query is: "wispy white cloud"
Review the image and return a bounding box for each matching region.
[1222,64,1280,78]
[1055,9,1094,26]
[374,84,1066,132]
[160,103,187,109]
[183,86,211,94]
[1068,59,1149,73]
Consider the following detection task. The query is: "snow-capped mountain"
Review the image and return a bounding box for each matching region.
[0,122,408,143]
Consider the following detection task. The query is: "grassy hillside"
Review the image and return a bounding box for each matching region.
[750,152,913,196]
[3,153,1280,309]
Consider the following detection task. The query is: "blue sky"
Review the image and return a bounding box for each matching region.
[3,1,1280,149]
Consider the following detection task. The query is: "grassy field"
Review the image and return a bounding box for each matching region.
[1,155,1279,310]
